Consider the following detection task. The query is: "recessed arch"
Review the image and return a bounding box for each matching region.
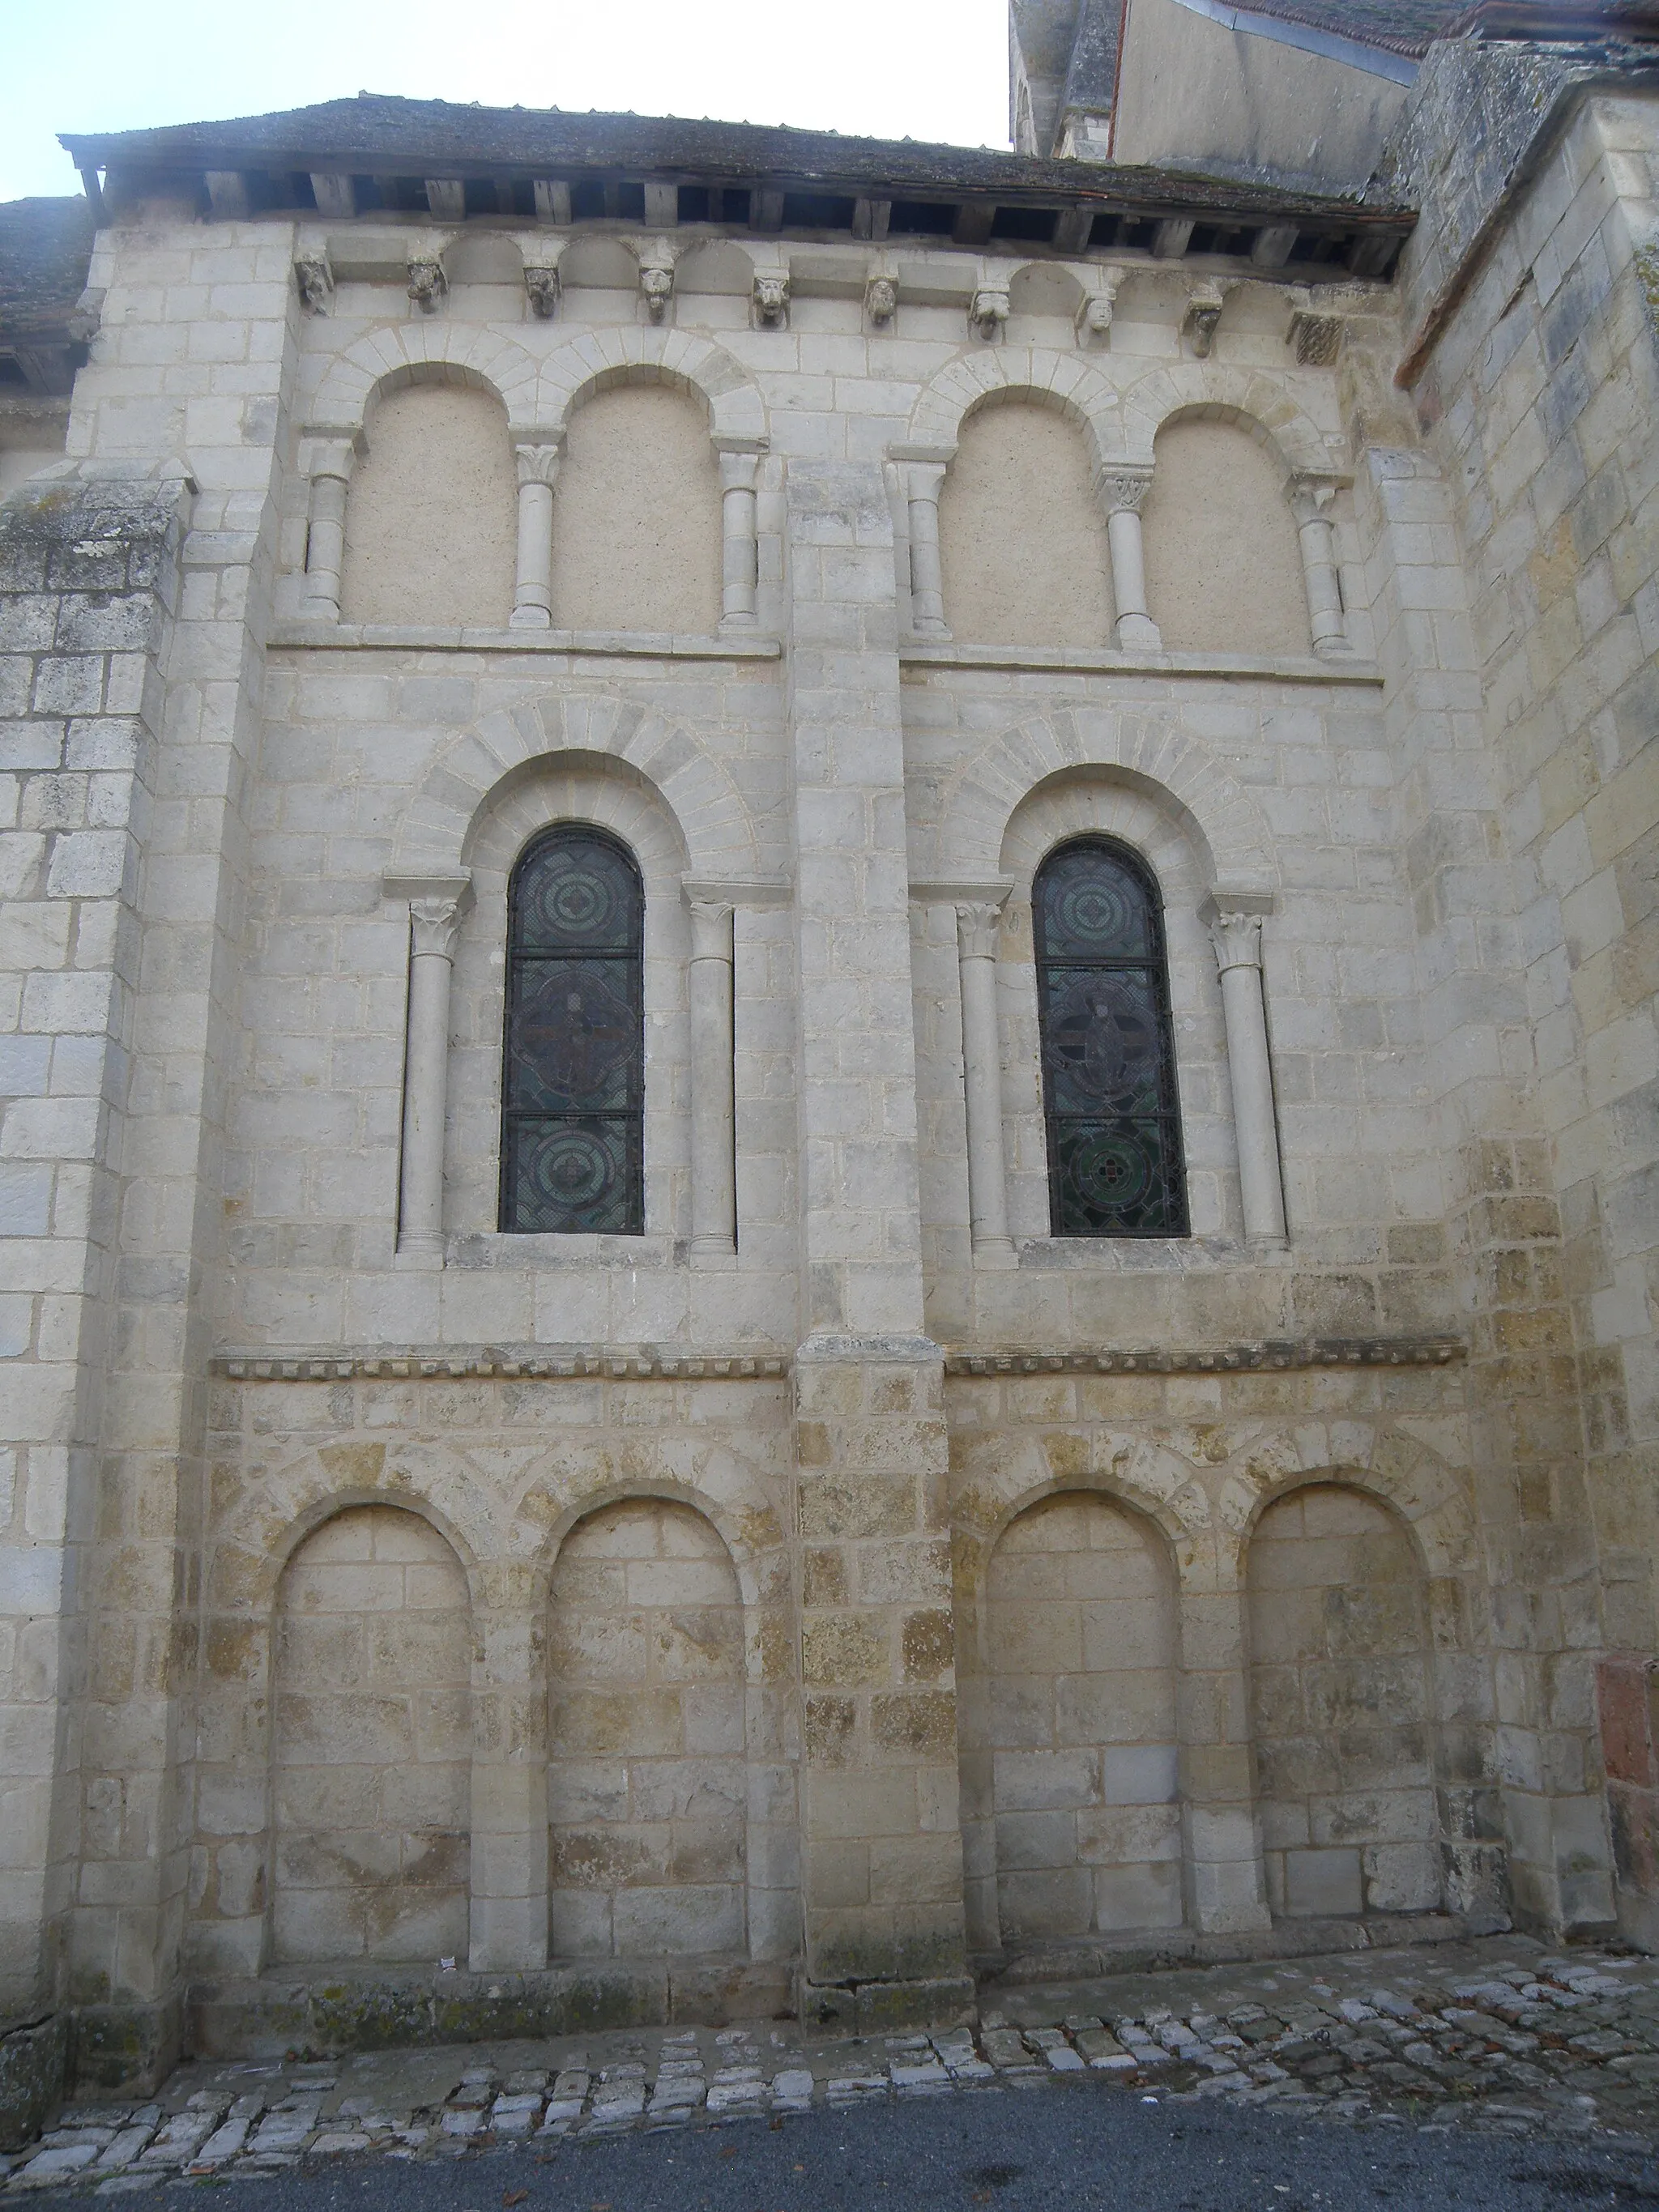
[1117,361,1338,477]
[305,326,540,438]
[902,346,1122,474]
[537,326,766,449]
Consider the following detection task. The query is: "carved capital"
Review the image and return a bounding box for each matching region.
[687,897,736,962]
[295,254,334,315]
[523,263,561,319]
[753,271,791,329]
[955,900,1005,963]
[1209,910,1265,976]
[407,258,447,313]
[865,274,898,326]
[1095,466,1154,517]
[970,287,1010,342]
[1287,473,1338,528]
[1290,301,1344,367]
[514,441,563,489]
[906,460,949,507]
[409,895,465,961]
[309,437,357,485]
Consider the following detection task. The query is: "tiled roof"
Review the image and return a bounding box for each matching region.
[58,92,1398,213]
[1233,1,1465,58]
[0,196,95,335]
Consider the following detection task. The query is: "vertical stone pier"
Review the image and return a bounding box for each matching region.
[785,458,971,2030]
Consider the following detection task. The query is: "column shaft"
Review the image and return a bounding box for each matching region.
[720,451,760,629]
[397,896,463,1266]
[299,460,352,620]
[955,901,1014,1264]
[1290,477,1348,656]
[688,897,737,1255]
[1211,910,1288,1244]
[1098,468,1162,650]
[906,462,949,636]
[510,444,560,628]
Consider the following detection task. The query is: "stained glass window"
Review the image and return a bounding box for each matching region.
[1034,837,1188,1238]
[500,825,645,1235]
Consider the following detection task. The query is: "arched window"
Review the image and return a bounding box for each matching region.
[501,825,645,1235]
[1034,837,1188,1237]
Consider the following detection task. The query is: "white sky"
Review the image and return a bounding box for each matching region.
[0,0,1013,203]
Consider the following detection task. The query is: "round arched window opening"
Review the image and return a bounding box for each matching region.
[1033,836,1188,1237]
[500,824,646,1234]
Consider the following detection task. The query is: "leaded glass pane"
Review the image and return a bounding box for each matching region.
[501,826,644,1234]
[1034,837,1188,1238]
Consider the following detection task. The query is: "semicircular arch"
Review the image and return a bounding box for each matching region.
[306,326,542,437]
[538,326,767,450]
[1216,1423,1478,1587]
[902,347,1121,471]
[1119,362,1337,477]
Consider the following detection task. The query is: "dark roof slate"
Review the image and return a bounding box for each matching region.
[58,92,1406,215]
[1231,1,1465,58]
[0,196,96,335]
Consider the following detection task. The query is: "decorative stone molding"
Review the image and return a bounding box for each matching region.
[1095,467,1154,518]
[1075,276,1120,347]
[752,271,791,329]
[523,262,561,319]
[1288,293,1345,366]
[407,258,447,313]
[865,273,898,326]
[945,1337,1465,1376]
[214,1347,792,1380]
[970,286,1011,342]
[638,245,676,324]
[294,254,334,315]
[1183,279,1230,359]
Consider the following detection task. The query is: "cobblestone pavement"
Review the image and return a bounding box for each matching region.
[11,1937,1659,2196]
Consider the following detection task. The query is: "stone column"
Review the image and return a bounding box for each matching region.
[787,456,969,2034]
[1209,906,1288,1245]
[297,437,356,620]
[954,898,1016,1267]
[687,893,737,1256]
[510,441,561,629]
[719,450,761,629]
[905,462,950,637]
[1288,475,1349,657]
[1097,467,1162,650]
[391,879,471,1268]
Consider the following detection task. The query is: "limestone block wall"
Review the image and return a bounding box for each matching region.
[1398,84,1659,1937]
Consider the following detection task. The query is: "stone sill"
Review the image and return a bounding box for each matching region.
[446,1230,680,1268]
[267,620,783,659]
[901,641,1384,685]
[943,1335,1466,1376]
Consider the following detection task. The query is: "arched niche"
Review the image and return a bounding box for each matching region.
[442,232,526,318]
[1142,414,1308,656]
[938,398,1114,650]
[1005,262,1085,346]
[675,239,755,297]
[547,1496,747,1958]
[959,1489,1183,1954]
[549,380,722,634]
[271,1504,472,1964]
[1246,1481,1444,1920]
[339,375,517,627]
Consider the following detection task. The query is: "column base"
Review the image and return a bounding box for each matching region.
[1311,631,1354,659]
[907,620,952,641]
[296,596,340,624]
[971,1236,1019,1269]
[1115,613,1162,651]
[394,1234,444,1271]
[719,612,760,632]
[689,1234,737,1264]
[508,603,552,629]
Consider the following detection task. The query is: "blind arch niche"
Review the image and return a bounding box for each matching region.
[1034,836,1188,1238]
[501,824,646,1235]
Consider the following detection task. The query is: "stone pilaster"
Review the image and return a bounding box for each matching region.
[785,458,970,2030]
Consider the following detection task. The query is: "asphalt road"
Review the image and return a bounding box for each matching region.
[37,2082,1659,2210]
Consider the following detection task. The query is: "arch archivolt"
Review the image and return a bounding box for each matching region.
[1117,362,1340,478]
[391,693,769,882]
[305,326,543,438]
[912,705,1275,897]
[1216,1421,1479,1585]
[537,326,767,450]
[902,347,1123,471]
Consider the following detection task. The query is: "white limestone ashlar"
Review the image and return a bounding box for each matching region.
[386,875,473,1269]
[953,890,1017,1268]
[686,893,738,1258]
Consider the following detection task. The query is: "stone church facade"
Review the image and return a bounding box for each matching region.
[2,0,1659,2121]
